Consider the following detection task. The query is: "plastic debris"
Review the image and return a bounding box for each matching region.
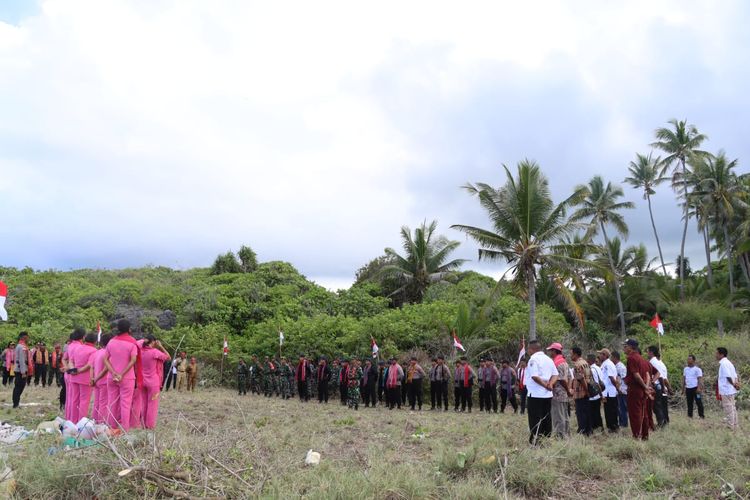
[480,455,496,465]
[0,424,31,444]
[304,449,321,466]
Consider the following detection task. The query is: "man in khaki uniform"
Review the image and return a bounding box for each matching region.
[176,352,188,391]
[186,357,198,391]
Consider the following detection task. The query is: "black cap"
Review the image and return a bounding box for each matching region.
[623,338,639,348]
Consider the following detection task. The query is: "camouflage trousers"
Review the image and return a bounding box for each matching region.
[237,375,247,394]
[347,386,360,409]
[279,377,291,399]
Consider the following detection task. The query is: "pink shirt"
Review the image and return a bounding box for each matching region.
[105,337,138,382]
[92,349,108,386]
[141,347,169,388]
[4,349,13,368]
[71,343,97,384]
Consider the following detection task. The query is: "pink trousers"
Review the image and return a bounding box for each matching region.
[74,382,93,421]
[107,380,135,431]
[130,386,143,429]
[64,375,73,420]
[68,380,80,422]
[141,385,162,429]
[93,383,108,423]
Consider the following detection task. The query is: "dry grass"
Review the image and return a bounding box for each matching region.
[1,384,749,499]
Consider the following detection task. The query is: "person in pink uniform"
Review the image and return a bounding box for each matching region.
[69,332,98,422]
[63,329,85,421]
[140,335,171,429]
[90,333,113,423]
[129,339,147,429]
[104,320,142,431]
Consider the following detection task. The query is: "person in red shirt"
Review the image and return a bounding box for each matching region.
[622,339,654,440]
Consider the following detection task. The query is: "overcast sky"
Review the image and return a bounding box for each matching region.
[1,1,749,290]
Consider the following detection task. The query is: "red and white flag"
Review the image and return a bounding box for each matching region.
[649,313,664,336]
[96,321,102,343]
[0,281,7,321]
[452,331,465,352]
[223,337,229,356]
[516,337,526,368]
[371,337,379,357]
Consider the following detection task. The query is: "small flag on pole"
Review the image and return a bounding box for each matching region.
[0,281,7,322]
[649,313,664,336]
[279,330,284,346]
[516,337,526,368]
[371,337,379,358]
[452,331,465,352]
[223,337,229,356]
[96,321,102,343]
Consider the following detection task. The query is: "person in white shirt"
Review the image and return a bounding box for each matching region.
[682,355,704,419]
[524,340,558,445]
[597,348,620,433]
[587,354,605,432]
[647,346,670,428]
[716,347,740,430]
[612,351,628,428]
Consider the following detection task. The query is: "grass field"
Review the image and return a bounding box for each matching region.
[1,384,749,499]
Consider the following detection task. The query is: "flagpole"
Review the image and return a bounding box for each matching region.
[220,349,225,385]
[162,334,185,391]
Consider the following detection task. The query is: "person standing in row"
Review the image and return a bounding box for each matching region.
[430,355,450,411]
[62,329,84,420]
[175,352,188,391]
[516,359,527,415]
[612,351,628,428]
[647,346,670,428]
[329,358,340,401]
[316,356,331,403]
[406,357,426,411]
[571,347,592,436]
[12,332,31,409]
[682,355,704,419]
[598,348,620,433]
[296,354,311,402]
[716,347,740,430]
[346,359,363,410]
[339,359,350,406]
[237,359,249,395]
[278,357,292,399]
[69,333,97,423]
[587,354,604,432]
[623,339,653,440]
[477,359,486,412]
[91,334,112,423]
[33,342,50,387]
[362,359,378,408]
[524,340,557,445]
[456,357,476,413]
[547,343,572,438]
[104,319,141,431]
[500,359,518,413]
[481,358,500,413]
[385,358,404,410]
[140,335,170,429]
[2,342,14,386]
[186,357,198,391]
[49,343,64,388]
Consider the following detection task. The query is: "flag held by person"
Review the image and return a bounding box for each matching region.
[516,337,526,368]
[96,321,102,343]
[371,337,379,358]
[0,281,7,321]
[452,330,465,352]
[223,337,229,356]
[650,313,665,336]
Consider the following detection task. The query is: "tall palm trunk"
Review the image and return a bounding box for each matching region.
[740,253,750,291]
[527,270,537,341]
[678,157,690,301]
[600,222,626,336]
[646,193,668,277]
[702,223,714,287]
[723,224,735,300]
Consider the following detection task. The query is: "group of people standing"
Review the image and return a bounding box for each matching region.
[3,340,66,388]
[9,320,184,433]
[520,338,741,445]
[162,352,198,392]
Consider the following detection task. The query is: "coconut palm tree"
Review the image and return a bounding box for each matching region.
[691,152,747,297]
[651,119,708,299]
[382,220,466,303]
[451,160,589,340]
[571,176,635,337]
[624,152,669,276]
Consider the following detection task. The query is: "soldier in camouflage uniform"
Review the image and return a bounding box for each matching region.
[279,357,292,399]
[329,358,341,400]
[273,357,282,397]
[249,355,261,395]
[347,359,363,410]
[263,356,274,397]
[237,358,249,395]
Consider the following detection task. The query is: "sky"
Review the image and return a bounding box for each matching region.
[1,0,749,290]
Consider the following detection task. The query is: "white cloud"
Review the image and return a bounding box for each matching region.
[1,0,748,285]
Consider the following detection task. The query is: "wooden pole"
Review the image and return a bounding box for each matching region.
[220,351,225,385]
